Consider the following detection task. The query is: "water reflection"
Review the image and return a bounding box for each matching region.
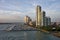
[36,31,60,40]
[0,31,60,40]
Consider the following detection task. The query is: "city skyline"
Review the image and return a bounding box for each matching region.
[0,0,60,22]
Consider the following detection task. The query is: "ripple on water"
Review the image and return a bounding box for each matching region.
[0,31,60,40]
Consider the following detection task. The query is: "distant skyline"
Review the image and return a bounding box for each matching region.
[0,0,60,22]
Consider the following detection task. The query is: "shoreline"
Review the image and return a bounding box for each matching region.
[52,32,60,38]
[1,29,60,38]
[40,29,60,38]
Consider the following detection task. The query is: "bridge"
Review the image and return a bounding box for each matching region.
[5,25,16,31]
[5,24,39,31]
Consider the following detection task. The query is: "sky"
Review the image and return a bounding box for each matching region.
[0,0,60,22]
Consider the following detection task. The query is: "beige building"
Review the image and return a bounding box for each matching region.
[24,16,31,24]
[36,5,42,27]
[29,21,33,26]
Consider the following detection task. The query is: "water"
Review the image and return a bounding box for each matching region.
[0,24,60,40]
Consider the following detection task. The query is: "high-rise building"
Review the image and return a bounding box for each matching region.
[45,17,51,26]
[36,5,42,27]
[41,11,46,26]
[24,16,31,24]
[36,5,51,27]
[48,17,51,26]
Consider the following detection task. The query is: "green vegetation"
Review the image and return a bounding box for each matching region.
[39,26,60,31]
[56,27,60,31]
[40,26,52,31]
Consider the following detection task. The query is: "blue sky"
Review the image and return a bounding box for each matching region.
[0,0,60,22]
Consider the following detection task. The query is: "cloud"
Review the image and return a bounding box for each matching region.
[46,10,60,22]
[45,0,56,2]
[0,0,5,3]
[0,8,36,22]
[44,2,60,22]
[0,10,25,22]
[0,0,60,22]
[0,0,22,11]
[46,2,60,10]
[0,10,21,15]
